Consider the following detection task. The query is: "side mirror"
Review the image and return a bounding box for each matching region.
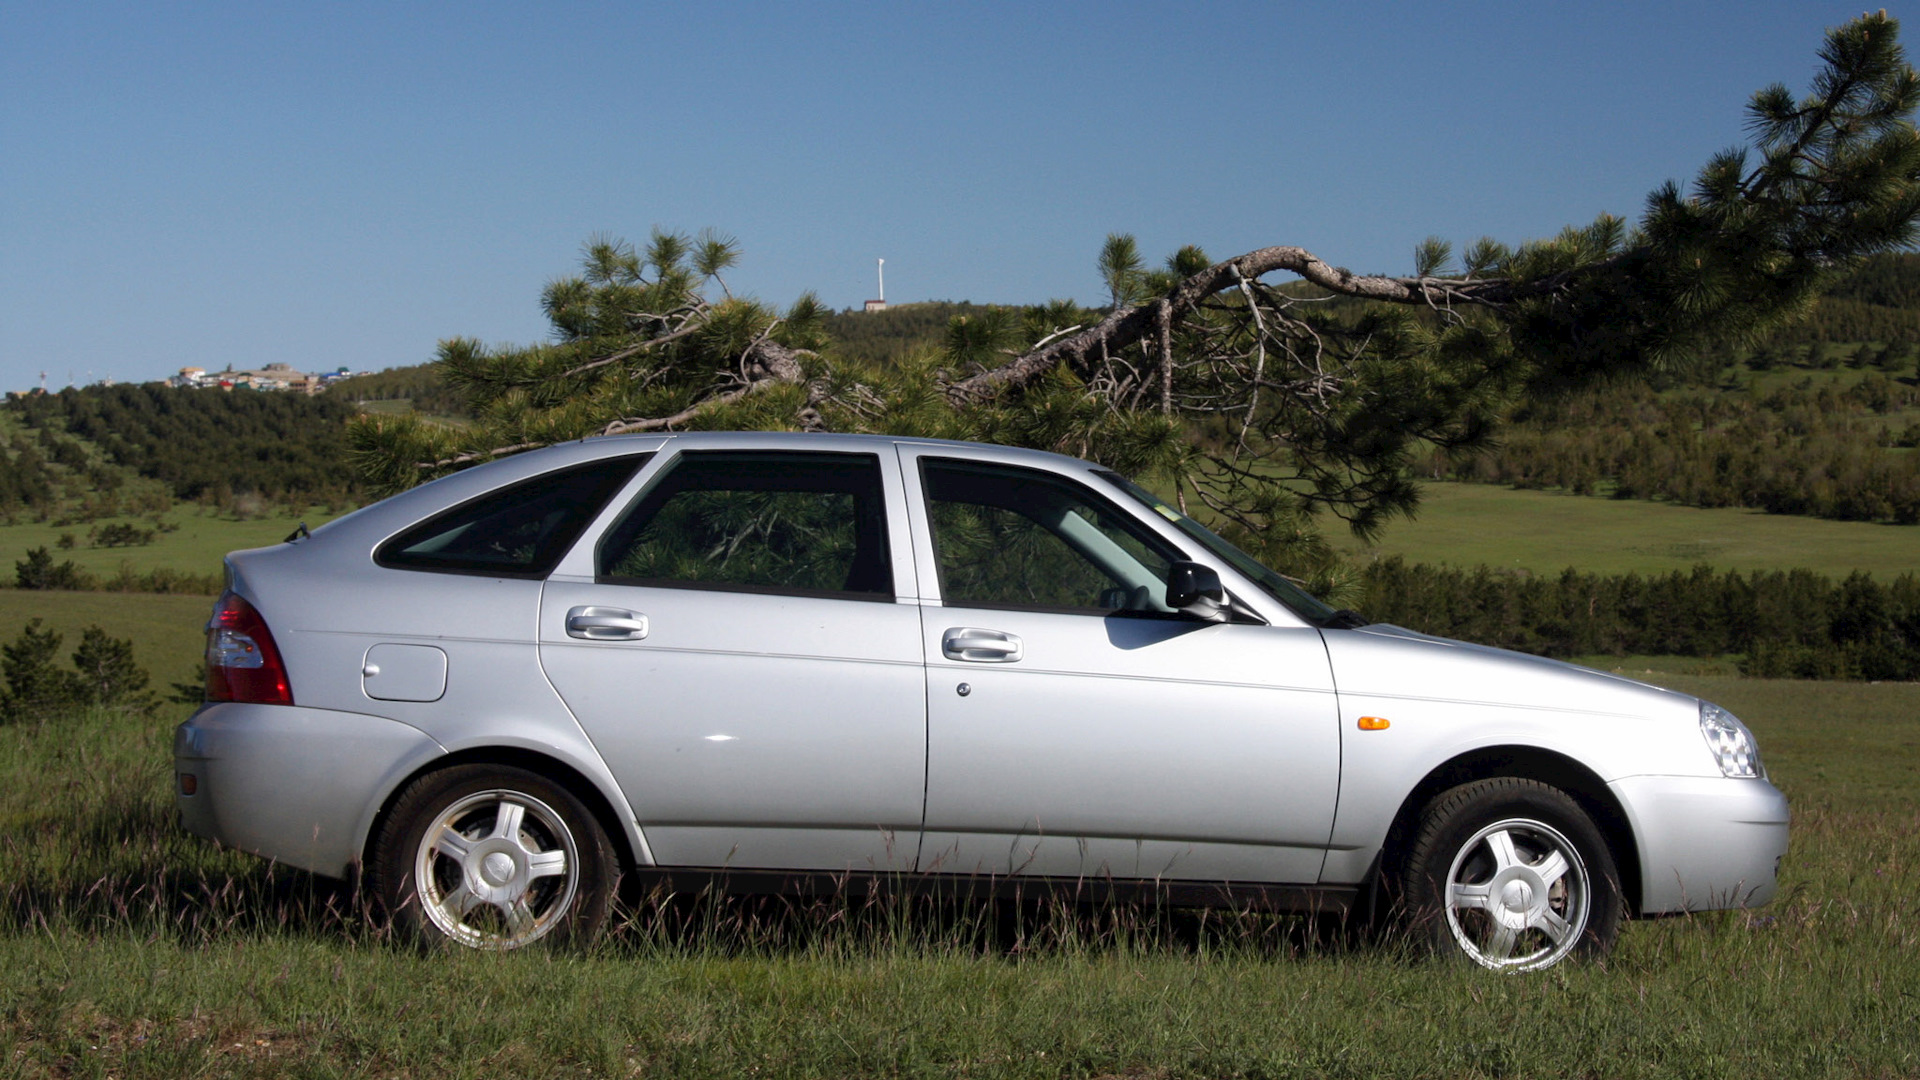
[1165,561,1227,621]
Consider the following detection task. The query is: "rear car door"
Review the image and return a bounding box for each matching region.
[538,448,927,872]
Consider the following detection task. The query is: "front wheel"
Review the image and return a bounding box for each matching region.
[1400,778,1623,971]
[370,764,615,950]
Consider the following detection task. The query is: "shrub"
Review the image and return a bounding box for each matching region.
[89,522,157,547]
[13,546,93,590]
[69,627,153,711]
[101,562,222,596]
[1360,558,1920,681]
[1,620,84,720]
[0,619,155,722]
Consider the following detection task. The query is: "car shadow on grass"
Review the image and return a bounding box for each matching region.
[15,802,1393,960]
[600,874,1391,963]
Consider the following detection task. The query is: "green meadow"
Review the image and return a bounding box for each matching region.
[1332,480,1920,580]
[0,505,339,581]
[0,590,214,692]
[1,672,1914,1077]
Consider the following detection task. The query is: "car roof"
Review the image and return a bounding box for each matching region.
[304,431,1104,546]
[583,430,1101,473]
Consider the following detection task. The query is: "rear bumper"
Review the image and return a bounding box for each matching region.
[174,703,444,879]
[1609,774,1790,914]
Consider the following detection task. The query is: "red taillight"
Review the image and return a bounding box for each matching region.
[204,592,293,705]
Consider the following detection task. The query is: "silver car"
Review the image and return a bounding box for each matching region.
[173,432,1788,969]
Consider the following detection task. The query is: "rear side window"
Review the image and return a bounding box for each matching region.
[377,455,649,578]
[596,451,893,600]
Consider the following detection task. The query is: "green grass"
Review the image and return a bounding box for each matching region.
[0,591,213,691]
[0,510,345,695]
[2,677,1916,1077]
[0,505,343,582]
[1335,481,1920,579]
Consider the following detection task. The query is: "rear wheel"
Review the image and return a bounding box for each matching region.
[371,764,614,950]
[1400,778,1622,971]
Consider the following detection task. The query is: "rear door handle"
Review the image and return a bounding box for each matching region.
[942,627,1023,662]
[566,606,649,641]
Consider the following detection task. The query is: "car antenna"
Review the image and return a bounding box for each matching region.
[284,521,310,543]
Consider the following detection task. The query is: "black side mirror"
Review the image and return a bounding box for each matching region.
[1165,561,1227,620]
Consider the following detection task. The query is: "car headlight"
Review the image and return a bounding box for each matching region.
[1699,702,1764,779]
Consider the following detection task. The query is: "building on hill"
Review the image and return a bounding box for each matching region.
[168,362,365,393]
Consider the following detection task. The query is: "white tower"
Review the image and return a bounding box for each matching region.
[865,258,888,313]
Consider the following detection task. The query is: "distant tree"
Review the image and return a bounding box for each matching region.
[0,620,83,721]
[69,627,154,713]
[13,547,90,590]
[352,13,1920,582]
[0,620,154,722]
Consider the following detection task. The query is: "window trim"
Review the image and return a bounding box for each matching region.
[582,576,899,604]
[374,454,650,580]
[593,449,897,602]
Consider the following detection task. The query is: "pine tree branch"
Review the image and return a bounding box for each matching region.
[599,385,765,435]
[557,321,707,379]
[597,337,813,436]
[943,246,1576,405]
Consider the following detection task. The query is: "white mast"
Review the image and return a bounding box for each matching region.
[877,258,885,304]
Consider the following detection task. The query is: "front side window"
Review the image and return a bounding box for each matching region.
[1094,469,1339,622]
[921,458,1182,614]
[597,451,893,599]
[377,455,648,578]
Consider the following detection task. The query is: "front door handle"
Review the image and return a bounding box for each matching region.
[566,606,649,641]
[942,627,1023,663]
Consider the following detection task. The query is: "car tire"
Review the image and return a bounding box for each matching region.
[369,764,615,950]
[1399,777,1622,971]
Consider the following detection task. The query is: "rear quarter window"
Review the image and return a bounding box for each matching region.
[376,455,649,578]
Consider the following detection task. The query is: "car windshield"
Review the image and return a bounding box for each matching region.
[1093,470,1345,625]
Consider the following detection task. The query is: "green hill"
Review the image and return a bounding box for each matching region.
[6,384,358,510]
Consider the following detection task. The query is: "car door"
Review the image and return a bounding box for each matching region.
[901,447,1341,885]
[538,448,926,872]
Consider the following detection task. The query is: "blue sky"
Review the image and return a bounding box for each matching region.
[0,1,1885,391]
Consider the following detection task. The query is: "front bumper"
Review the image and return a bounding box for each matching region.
[174,703,445,879]
[1608,774,1790,914]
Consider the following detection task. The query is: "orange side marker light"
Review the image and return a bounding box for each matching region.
[1357,716,1391,731]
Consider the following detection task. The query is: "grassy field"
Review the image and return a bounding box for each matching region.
[1,670,1915,1078]
[1333,481,1920,580]
[0,505,343,582]
[0,590,212,692]
[0,509,343,694]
